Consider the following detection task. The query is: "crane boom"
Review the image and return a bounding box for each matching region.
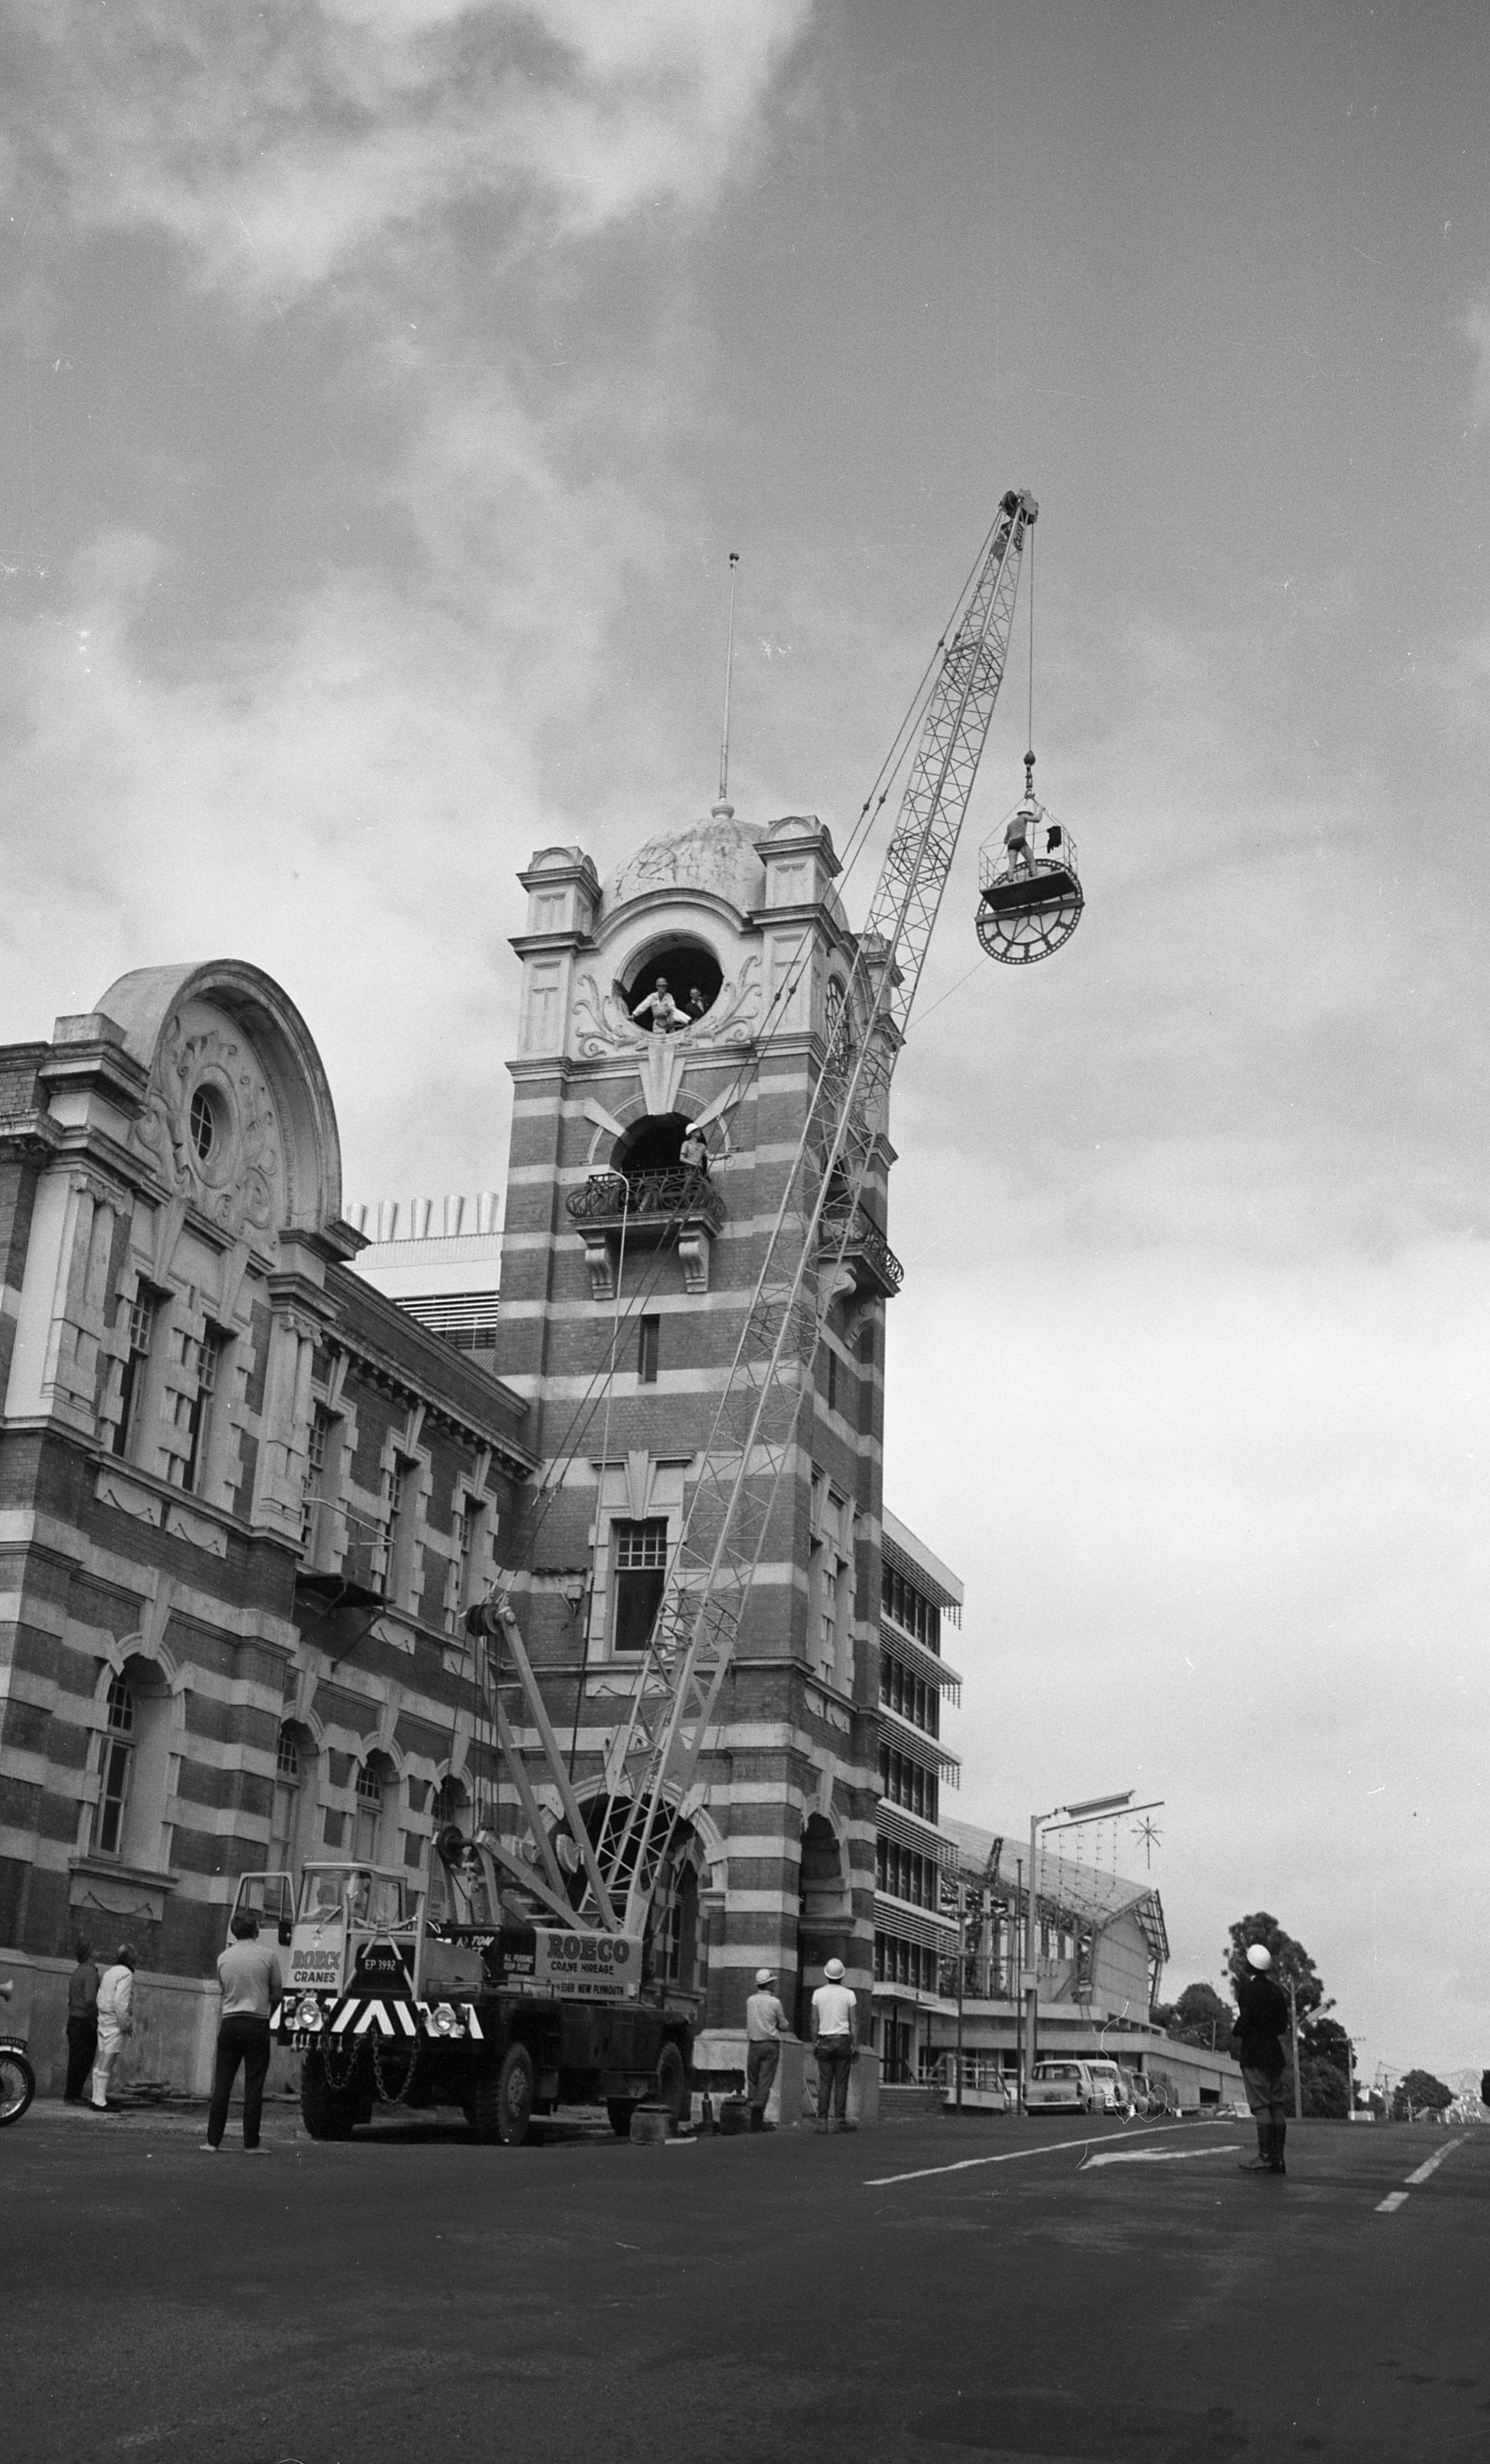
[585,489,1039,1930]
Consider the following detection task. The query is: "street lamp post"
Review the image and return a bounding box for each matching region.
[1023,1790,1139,2109]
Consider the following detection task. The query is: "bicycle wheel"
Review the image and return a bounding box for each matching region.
[0,2048,35,2126]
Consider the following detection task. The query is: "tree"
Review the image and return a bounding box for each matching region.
[1297,2013,1353,2118]
[1394,2068,1452,2119]
[1160,1981,1234,2051]
[1225,1912,1332,2023]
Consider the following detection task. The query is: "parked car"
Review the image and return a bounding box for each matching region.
[1025,2059,1100,2114]
[1083,2059,1131,2113]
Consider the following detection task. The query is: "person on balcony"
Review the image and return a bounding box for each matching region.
[679,1124,710,1179]
[631,978,685,1033]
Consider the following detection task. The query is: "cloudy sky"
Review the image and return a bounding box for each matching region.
[3,1,1488,2084]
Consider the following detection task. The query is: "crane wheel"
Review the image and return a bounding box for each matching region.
[654,2041,687,2124]
[300,2052,357,2141]
[473,2042,534,2146]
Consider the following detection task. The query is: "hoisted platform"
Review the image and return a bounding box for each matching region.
[975,753,1083,965]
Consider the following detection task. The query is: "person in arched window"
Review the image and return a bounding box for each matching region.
[631,978,684,1033]
[679,1123,710,1179]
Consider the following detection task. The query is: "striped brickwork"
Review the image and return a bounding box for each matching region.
[0,966,536,2092]
[494,819,899,2039]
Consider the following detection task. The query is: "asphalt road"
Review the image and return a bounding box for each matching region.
[4,2101,1487,2464]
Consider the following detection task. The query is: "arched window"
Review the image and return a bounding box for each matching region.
[91,1658,172,1870]
[93,1674,134,1856]
[270,1722,319,1872]
[352,1754,395,1864]
[431,1774,468,1835]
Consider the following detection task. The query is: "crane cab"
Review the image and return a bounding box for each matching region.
[976,756,1083,966]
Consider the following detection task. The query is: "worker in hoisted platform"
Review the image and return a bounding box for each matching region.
[1003,801,1035,877]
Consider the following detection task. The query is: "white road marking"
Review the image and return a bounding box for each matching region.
[864,2123,1241,2189]
[1376,2138,1463,2212]
[1079,2144,1239,2170]
[1404,2144,1458,2187]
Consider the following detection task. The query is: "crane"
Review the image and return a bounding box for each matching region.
[468,489,1042,1944]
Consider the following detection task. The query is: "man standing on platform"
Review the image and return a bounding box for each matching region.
[745,1967,789,2133]
[811,1956,858,2133]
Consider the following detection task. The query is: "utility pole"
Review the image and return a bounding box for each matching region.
[1287,1978,1303,2122]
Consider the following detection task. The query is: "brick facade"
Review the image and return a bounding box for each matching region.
[0,964,534,2094]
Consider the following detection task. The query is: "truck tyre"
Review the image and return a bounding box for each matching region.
[474,2042,533,2146]
[300,2053,357,2141]
[654,2041,687,2124]
[607,2099,637,2138]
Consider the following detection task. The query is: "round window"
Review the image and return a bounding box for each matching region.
[189,1086,219,1163]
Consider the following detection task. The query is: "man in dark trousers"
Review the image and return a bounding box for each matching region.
[1233,1941,1292,2174]
[201,1909,282,2154]
[63,1940,99,2104]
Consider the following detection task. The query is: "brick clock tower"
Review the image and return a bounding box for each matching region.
[496,804,902,2079]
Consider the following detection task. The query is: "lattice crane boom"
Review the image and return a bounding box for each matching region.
[586,488,1039,1932]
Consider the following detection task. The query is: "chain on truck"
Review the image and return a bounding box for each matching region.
[229,488,1058,2149]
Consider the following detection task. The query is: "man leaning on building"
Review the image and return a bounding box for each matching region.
[810,1957,857,2134]
[745,1968,790,2133]
[202,1910,283,2154]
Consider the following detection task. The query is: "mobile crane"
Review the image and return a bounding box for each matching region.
[244,490,1051,2143]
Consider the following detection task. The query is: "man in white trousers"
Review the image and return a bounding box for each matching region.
[90,1943,138,2114]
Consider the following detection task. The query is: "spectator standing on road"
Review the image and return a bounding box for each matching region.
[202,1910,283,2155]
[745,1968,790,2133]
[90,1944,138,2114]
[1233,1942,1291,2176]
[63,1940,100,2104]
[810,1957,857,2134]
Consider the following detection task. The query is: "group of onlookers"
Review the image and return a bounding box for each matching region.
[61,1915,281,2149]
[63,1938,138,2113]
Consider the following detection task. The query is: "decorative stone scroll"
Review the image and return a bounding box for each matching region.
[135,1006,283,1240]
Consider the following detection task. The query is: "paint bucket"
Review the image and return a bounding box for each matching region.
[629,2103,672,2145]
[717,2096,751,2136]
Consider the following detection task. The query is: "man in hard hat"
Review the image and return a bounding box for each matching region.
[1233,1941,1292,2174]
[744,1967,790,2133]
[810,1957,858,2133]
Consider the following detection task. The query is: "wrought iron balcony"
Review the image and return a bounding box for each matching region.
[821,1202,904,1301]
[566,1167,724,1300]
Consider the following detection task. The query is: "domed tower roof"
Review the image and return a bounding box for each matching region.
[603,809,768,920]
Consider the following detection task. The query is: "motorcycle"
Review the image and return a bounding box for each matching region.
[0,1978,36,2126]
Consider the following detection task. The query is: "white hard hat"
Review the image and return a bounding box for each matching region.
[824,1957,846,1982]
[1246,1942,1272,1971]
[755,1968,774,1985]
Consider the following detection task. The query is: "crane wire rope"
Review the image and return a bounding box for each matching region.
[498,531,999,1570]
